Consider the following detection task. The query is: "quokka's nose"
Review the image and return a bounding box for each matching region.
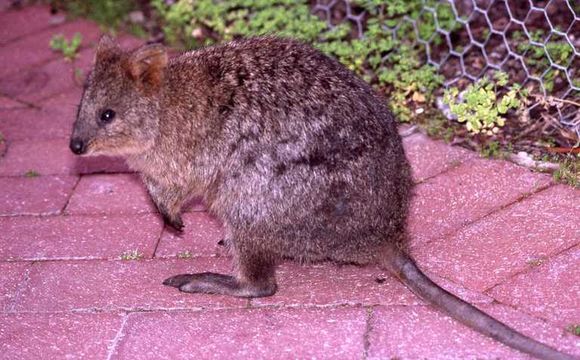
[69,138,86,155]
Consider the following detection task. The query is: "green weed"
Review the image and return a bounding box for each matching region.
[50,33,82,61]
[443,72,524,134]
[177,250,192,259]
[553,155,579,188]
[526,257,546,267]
[566,324,580,337]
[24,170,40,178]
[120,249,144,260]
[62,0,137,29]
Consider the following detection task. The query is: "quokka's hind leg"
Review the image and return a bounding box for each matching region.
[163,251,277,298]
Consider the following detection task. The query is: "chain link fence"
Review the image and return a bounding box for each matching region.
[313,0,580,146]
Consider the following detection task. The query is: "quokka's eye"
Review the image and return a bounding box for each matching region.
[100,109,116,124]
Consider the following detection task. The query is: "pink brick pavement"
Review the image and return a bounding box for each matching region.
[0,4,578,360]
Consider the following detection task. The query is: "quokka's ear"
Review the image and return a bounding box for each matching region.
[123,43,168,90]
[95,34,121,64]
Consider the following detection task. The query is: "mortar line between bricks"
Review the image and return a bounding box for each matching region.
[418,181,556,250]
[362,306,374,360]
[483,241,580,296]
[60,174,82,215]
[0,92,37,109]
[0,253,229,265]
[0,169,137,179]
[0,21,99,81]
[4,303,390,316]
[151,220,167,259]
[412,152,471,185]
[0,211,152,220]
[0,18,58,48]
[0,135,71,143]
[0,210,152,219]
[407,182,558,294]
[40,94,82,110]
[486,299,573,334]
[0,56,59,82]
[35,84,80,104]
[105,312,129,360]
[5,263,33,313]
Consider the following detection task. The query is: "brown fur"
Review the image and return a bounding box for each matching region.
[70,36,571,359]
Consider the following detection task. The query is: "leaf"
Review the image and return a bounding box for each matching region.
[412,91,426,103]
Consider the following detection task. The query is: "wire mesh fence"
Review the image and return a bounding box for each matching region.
[313,0,580,146]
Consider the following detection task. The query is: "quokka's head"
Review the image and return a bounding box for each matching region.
[70,35,167,157]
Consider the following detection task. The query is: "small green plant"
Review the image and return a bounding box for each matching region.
[120,249,143,260]
[553,155,579,188]
[566,324,580,337]
[61,0,137,29]
[177,250,192,259]
[443,72,524,134]
[545,38,574,66]
[73,67,85,86]
[153,0,443,122]
[375,45,443,122]
[515,30,574,92]
[24,170,40,178]
[50,33,82,61]
[152,0,329,49]
[526,256,546,267]
[422,111,455,142]
[319,29,443,122]
[480,141,503,159]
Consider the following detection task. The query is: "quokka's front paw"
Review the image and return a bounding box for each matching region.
[162,213,184,232]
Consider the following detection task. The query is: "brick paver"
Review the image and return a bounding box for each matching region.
[0,96,27,109]
[408,158,552,247]
[0,19,101,79]
[0,49,93,103]
[0,106,75,140]
[489,244,580,328]
[0,5,55,45]
[367,304,579,359]
[403,132,477,182]
[412,185,580,292]
[0,262,30,311]
[14,258,247,312]
[0,138,130,176]
[0,4,578,359]
[0,214,162,261]
[0,174,77,215]
[0,34,144,104]
[112,307,367,360]
[0,312,124,360]
[155,212,224,258]
[66,173,156,215]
